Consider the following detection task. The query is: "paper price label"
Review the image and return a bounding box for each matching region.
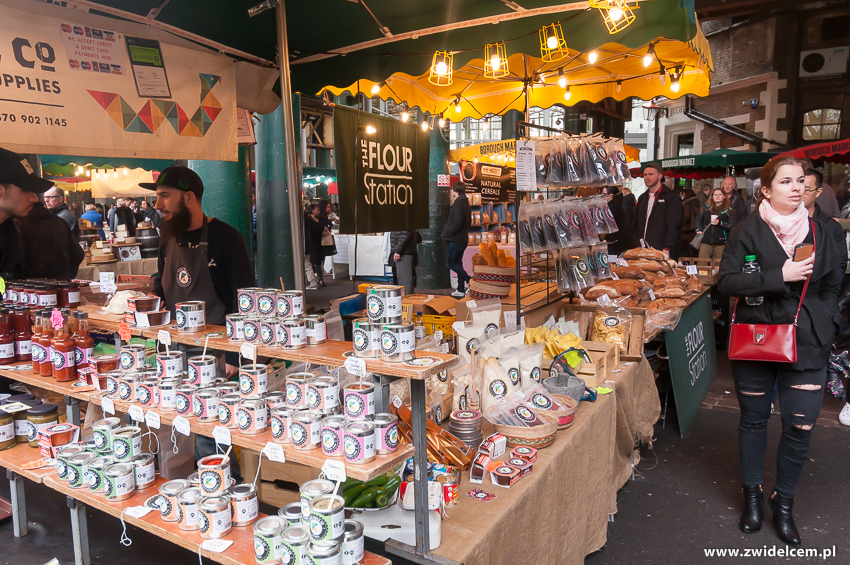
[391,395,402,409]
[648,289,657,300]
[239,342,256,361]
[617,258,629,267]
[466,300,478,310]
[157,330,171,346]
[101,397,115,415]
[608,254,618,265]
[213,426,232,446]
[344,357,366,377]
[145,411,161,430]
[201,539,233,553]
[440,343,450,354]
[598,294,612,306]
[611,272,620,280]
[0,402,32,414]
[686,265,698,275]
[434,330,443,342]
[503,311,517,328]
[263,442,286,463]
[99,272,116,293]
[124,506,154,519]
[128,405,144,422]
[21,458,54,470]
[173,416,191,436]
[321,460,346,482]
[452,321,465,331]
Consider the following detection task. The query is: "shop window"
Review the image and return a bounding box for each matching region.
[676,133,694,157]
[802,108,842,141]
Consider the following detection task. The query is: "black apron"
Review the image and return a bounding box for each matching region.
[161,217,229,325]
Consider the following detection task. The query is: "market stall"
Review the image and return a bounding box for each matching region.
[629,148,776,179]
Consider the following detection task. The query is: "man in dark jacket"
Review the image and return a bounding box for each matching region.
[635,163,684,259]
[723,176,748,220]
[109,198,137,237]
[15,202,85,279]
[804,168,847,273]
[442,182,472,297]
[388,230,418,294]
[44,186,80,239]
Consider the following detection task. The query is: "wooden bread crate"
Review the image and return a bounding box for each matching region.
[584,341,618,372]
[679,257,720,285]
[575,349,607,388]
[560,303,646,363]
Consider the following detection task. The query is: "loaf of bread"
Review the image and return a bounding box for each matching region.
[611,280,639,296]
[655,287,686,298]
[653,277,685,288]
[628,259,663,272]
[642,271,659,283]
[585,284,621,300]
[616,296,639,308]
[647,298,687,313]
[686,277,705,293]
[657,260,672,273]
[612,266,646,280]
[623,248,666,261]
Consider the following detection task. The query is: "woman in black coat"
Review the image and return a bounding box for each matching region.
[717,157,843,546]
[306,204,332,286]
[696,187,734,259]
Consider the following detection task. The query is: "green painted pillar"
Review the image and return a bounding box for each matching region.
[254,95,302,289]
[189,145,253,257]
[418,122,451,290]
[501,109,524,140]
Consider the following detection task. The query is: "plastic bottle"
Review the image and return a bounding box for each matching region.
[73,313,94,377]
[743,255,764,306]
[52,313,76,382]
[0,310,15,364]
[414,315,426,340]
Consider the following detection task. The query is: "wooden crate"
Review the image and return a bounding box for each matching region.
[258,480,301,507]
[560,303,646,362]
[241,449,321,507]
[576,349,607,388]
[584,341,618,371]
[679,257,720,285]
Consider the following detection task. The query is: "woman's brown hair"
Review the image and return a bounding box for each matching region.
[755,156,802,208]
[707,187,730,215]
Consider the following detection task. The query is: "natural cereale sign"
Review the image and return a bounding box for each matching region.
[334,106,429,234]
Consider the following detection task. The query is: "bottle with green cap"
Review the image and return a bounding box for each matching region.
[742,255,763,306]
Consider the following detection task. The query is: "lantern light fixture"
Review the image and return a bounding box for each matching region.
[429,51,453,86]
[539,23,568,62]
[484,42,509,79]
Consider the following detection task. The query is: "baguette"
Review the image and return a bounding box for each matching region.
[611,280,639,296]
[612,266,646,280]
[623,248,666,261]
[654,287,686,298]
[642,271,659,283]
[628,259,664,272]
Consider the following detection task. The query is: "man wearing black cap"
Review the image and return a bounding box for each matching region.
[142,166,253,363]
[635,163,683,259]
[0,148,54,278]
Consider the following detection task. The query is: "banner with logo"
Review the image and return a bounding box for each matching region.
[334,106,430,234]
[0,5,237,161]
[456,160,516,203]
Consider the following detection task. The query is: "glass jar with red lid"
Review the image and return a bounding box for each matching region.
[58,283,81,308]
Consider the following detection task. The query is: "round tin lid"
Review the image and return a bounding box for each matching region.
[68,452,96,464]
[372,413,398,425]
[307,541,341,557]
[292,411,321,424]
[281,524,310,543]
[254,516,286,535]
[176,487,202,504]
[199,496,229,511]
[229,483,257,497]
[344,519,364,540]
[131,453,155,465]
[89,456,114,469]
[301,479,334,496]
[104,463,134,477]
[27,403,58,416]
[93,417,122,428]
[7,393,35,402]
[344,421,375,435]
[56,444,86,457]
[278,502,301,519]
[322,415,347,428]
[160,479,190,494]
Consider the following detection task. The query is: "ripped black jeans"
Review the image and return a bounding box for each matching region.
[732,361,826,498]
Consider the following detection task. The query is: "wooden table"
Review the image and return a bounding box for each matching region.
[0,442,57,538]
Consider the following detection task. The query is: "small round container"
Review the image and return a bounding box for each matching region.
[175,384,196,417]
[237,398,269,435]
[278,502,302,526]
[86,455,113,493]
[138,377,160,408]
[321,415,347,458]
[117,372,142,403]
[259,317,279,347]
[342,383,375,421]
[281,525,310,565]
[225,314,246,341]
[254,515,286,564]
[156,351,184,379]
[159,479,190,521]
[131,452,156,490]
[380,323,416,363]
[308,494,345,544]
[280,317,307,350]
[239,364,269,397]
[0,410,16,451]
[13,399,40,443]
[304,315,327,345]
[199,496,232,539]
[342,520,365,565]
[237,287,262,315]
[119,344,146,371]
[56,444,86,481]
[269,406,292,444]
[81,439,99,453]
[372,413,399,455]
[290,412,321,451]
[299,479,334,522]
[111,426,142,462]
[193,387,221,423]
[266,390,287,410]
[276,290,304,318]
[198,454,231,497]
[176,301,206,332]
[158,378,181,411]
[243,317,261,344]
[187,472,200,487]
[104,462,136,502]
[92,417,121,454]
[187,355,216,387]
[229,483,259,527]
[307,540,342,565]
[285,372,313,409]
[104,370,122,399]
[352,318,381,359]
[343,422,376,465]
[256,288,278,317]
[92,354,120,374]
[218,393,241,429]
[306,376,338,413]
[176,487,203,531]
[218,381,239,395]
[366,285,404,324]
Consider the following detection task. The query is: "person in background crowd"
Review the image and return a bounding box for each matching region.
[302,202,318,290]
[81,203,106,239]
[316,199,336,286]
[696,182,712,207]
[108,198,120,226]
[0,148,51,278]
[835,184,849,213]
[634,163,684,259]
[804,168,846,275]
[718,157,842,547]
[43,186,80,239]
[723,176,748,220]
[442,182,472,297]
[94,202,105,221]
[109,197,137,237]
[127,197,145,224]
[798,159,841,217]
[601,186,631,256]
[696,187,734,259]
[680,185,702,258]
[307,204,332,287]
[140,199,161,228]
[15,202,85,280]
[387,230,419,295]
[621,185,636,233]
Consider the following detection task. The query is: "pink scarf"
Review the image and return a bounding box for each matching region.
[758,199,810,257]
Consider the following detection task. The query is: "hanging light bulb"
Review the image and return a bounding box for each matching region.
[473,157,479,163]
[438,117,446,128]
[558,69,567,88]
[95,170,100,179]
[454,96,462,113]
[401,110,410,122]
[659,64,666,86]
[490,53,501,71]
[435,61,447,75]
[643,43,656,68]
[547,30,558,49]
[539,23,567,61]
[421,119,429,131]
[429,51,453,86]
[588,51,598,64]
[482,118,489,132]
[370,82,384,95]
[365,125,377,134]
[77,166,84,175]
[616,80,622,93]
[113,170,118,178]
[609,6,623,21]
[85,169,90,177]
[123,167,129,175]
[564,86,572,101]
[670,68,681,93]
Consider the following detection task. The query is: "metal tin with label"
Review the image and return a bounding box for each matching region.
[176,486,202,531]
[131,452,156,490]
[104,370,122,399]
[104,463,135,502]
[380,323,416,363]
[65,450,92,488]
[138,377,160,408]
[176,301,206,332]
[280,317,307,350]
[342,383,375,421]
[342,422,376,465]
[117,372,142,403]
[306,376,338,412]
[198,454,230,497]
[218,393,241,429]
[299,479,334,521]
[254,515,286,564]
[320,415,346,458]
[371,413,399,454]
[276,290,304,318]
[159,479,190,521]
[255,288,277,317]
[85,455,113,493]
[229,483,259,527]
[285,372,313,409]
[156,351,184,379]
[307,540,342,565]
[269,406,292,444]
[243,317,262,344]
[304,315,327,345]
[278,502,302,526]
[218,381,239,395]
[366,285,403,324]
[281,524,310,565]
[239,364,269,397]
[56,444,86,481]
[175,383,197,417]
[237,398,269,434]
[266,390,287,410]
[259,317,279,347]
[308,493,345,544]
[193,387,221,423]
[225,314,246,341]
[111,426,142,462]
[119,344,146,371]
[158,378,180,411]
[352,318,381,359]
[237,287,262,315]
[92,417,121,454]
[199,495,232,539]
[342,520,365,565]
[187,355,216,386]
[290,411,321,451]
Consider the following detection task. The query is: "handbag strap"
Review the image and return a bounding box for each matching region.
[732,219,816,326]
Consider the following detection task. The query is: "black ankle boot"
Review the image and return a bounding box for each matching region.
[769,490,801,545]
[740,485,764,533]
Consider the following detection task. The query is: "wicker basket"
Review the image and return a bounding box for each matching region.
[542,373,586,405]
[494,410,558,449]
[472,265,517,284]
[533,393,578,430]
[469,279,511,299]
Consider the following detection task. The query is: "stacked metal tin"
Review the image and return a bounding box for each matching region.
[449,410,484,449]
[233,288,316,349]
[364,285,416,363]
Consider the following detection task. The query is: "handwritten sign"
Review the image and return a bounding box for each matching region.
[101,398,115,415]
[212,426,232,446]
[239,342,256,361]
[343,357,366,378]
[173,416,191,436]
[686,265,698,275]
[263,442,286,463]
[99,272,117,293]
[434,330,443,342]
[128,405,144,422]
[321,460,346,482]
[145,411,160,430]
[157,330,171,346]
[124,506,154,519]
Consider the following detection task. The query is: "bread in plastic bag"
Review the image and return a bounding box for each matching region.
[591,305,633,349]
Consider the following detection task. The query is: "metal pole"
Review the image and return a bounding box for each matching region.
[7,470,27,537]
[68,497,90,565]
[65,396,81,426]
[275,1,306,291]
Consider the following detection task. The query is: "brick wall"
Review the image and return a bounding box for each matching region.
[706,19,776,86]
[692,84,767,153]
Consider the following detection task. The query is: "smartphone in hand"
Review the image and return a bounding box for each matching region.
[793,243,814,262]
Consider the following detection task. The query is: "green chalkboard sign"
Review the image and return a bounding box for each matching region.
[665,293,717,437]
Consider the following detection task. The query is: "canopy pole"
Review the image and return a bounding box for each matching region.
[275,1,306,291]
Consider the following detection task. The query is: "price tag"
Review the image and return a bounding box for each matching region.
[145,411,161,430]
[391,395,402,409]
[452,321,465,331]
[611,271,620,280]
[99,271,116,293]
[617,258,629,267]
[263,442,286,463]
[598,294,612,306]
[0,402,32,414]
[201,539,233,553]
[466,299,478,310]
[240,342,256,361]
[157,330,171,346]
[648,289,656,300]
[213,425,232,446]
[607,254,618,266]
[434,330,443,342]
[118,322,132,342]
[124,506,154,519]
[321,460,347,482]
[101,397,115,415]
[21,458,54,470]
[128,405,144,422]
[173,416,191,436]
[440,342,450,354]
[686,265,698,275]
[503,311,517,328]
[344,357,366,377]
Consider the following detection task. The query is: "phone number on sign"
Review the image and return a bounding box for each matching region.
[0,114,67,126]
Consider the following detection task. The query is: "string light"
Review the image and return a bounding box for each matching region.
[588,51,598,64]
[643,43,656,67]
[401,110,410,122]
[438,117,446,128]
[365,125,376,134]
[123,167,129,175]
[421,119,429,131]
[670,67,681,92]
[484,42,508,79]
[77,166,84,175]
[370,82,384,95]
[659,64,666,86]
[616,80,622,93]
[454,96,462,113]
[539,23,568,62]
[429,51,453,86]
[85,169,90,177]
[113,170,118,178]
[564,86,572,101]
[558,69,567,88]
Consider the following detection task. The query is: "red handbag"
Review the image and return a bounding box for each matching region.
[727,220,814,363]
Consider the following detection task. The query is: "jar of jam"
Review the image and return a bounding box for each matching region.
[52,313,76,382]
[73,313,94,375]
[27,284,38,307]
[12,398,40,443]
[11,307,32,363]
[26,403,58,447]
[37,311,54,377]
[36,284,58,308]
[58,282,81,309]
[0,409,15,451]
[0,310,14,364]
